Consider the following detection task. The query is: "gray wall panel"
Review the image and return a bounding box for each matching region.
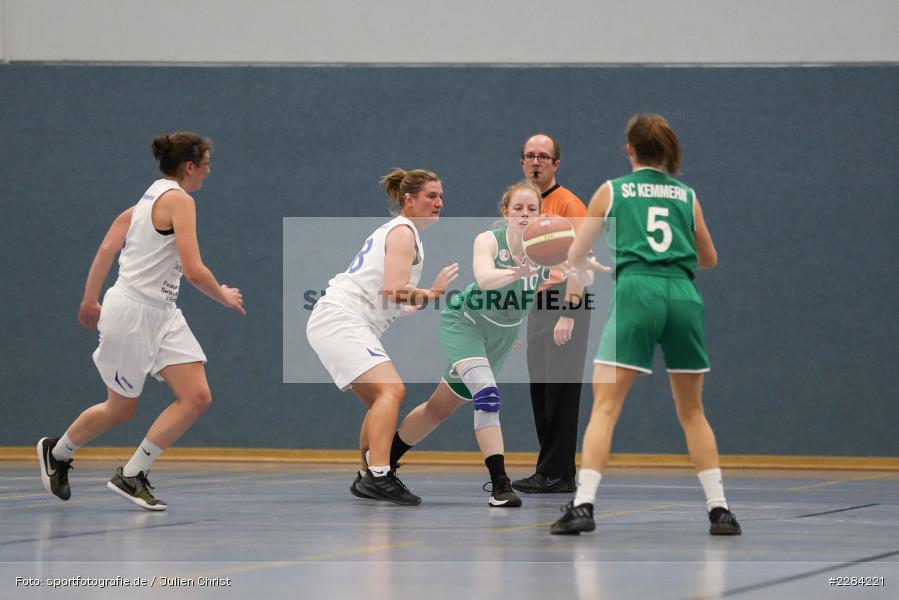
[1,65,896,455]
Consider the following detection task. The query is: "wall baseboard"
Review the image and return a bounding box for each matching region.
[2,447,897,470]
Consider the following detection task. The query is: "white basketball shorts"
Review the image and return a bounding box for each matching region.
[92,284,207,398]
[306,299,391,391]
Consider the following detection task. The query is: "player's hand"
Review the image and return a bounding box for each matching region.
[78,299,102,331]
[554,316,574,346]
[567,268,595,286]
[513,339,523,350]
[221,284,246,315]
[562,257,611,282]
[399,304,422,317]
[505,257,537,280]
[431,262,460,294]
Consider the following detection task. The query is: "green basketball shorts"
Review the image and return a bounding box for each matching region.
[439,307,520,399]
[595,273,709,374]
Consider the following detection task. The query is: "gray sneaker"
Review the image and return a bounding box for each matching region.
[37,437,73,501]
[107,467,167,511]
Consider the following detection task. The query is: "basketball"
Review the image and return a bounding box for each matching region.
[522,215,576,267]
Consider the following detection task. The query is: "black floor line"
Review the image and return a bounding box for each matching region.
[793,503,881,519]
[0,520,204,547]
[709,549,899,598]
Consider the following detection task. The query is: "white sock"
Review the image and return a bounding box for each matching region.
[573,469,602,507]
[123,439,163,477]
[697,468,728,511]
[52,432,80,461]
[369,465,390,477]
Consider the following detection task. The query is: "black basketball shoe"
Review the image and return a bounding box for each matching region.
[550,501,596,535]
[485,475,522,507]
[512,473,576,493]
[351,471,375,499]
[37,437,73,501]
[709,507,742,535]
[356,470,421,506]
[107,467,167,511]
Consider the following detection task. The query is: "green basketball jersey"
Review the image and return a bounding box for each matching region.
[445,227,548,327]
[607,168,698,278]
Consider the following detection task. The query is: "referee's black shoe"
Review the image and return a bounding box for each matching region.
[512,472,576,493]
[37,437,73,501]
[357,470,421,506]
[550,501,595,535]
[709,507,742,535]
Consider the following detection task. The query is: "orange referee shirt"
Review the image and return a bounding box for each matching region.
[539,183,587,291]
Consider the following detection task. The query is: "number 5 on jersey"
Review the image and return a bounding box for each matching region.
[646,207,672,253]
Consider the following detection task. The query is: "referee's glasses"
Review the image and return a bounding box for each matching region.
[521,153,556,163]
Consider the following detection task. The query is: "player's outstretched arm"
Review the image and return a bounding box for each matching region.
[396,262,460,306]
[567,182,610,270]
[79,207,134,330]
[384,225,458,306]
[170,190,245,314]
[473,231,533,290]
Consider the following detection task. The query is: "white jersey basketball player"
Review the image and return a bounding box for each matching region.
[92,178,206,399]
[306,168,458,506]
[38,132,245,512]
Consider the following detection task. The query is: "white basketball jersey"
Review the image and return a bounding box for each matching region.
[321,215,424,334]
[116,179,185,304]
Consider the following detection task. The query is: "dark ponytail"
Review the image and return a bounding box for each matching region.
[150,132,211,176]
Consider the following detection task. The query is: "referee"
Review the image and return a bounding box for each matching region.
[513,133,591,494]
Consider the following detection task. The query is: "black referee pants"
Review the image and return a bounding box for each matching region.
[525,285,592,480]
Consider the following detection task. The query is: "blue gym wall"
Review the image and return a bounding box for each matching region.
[1,65,896,456]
